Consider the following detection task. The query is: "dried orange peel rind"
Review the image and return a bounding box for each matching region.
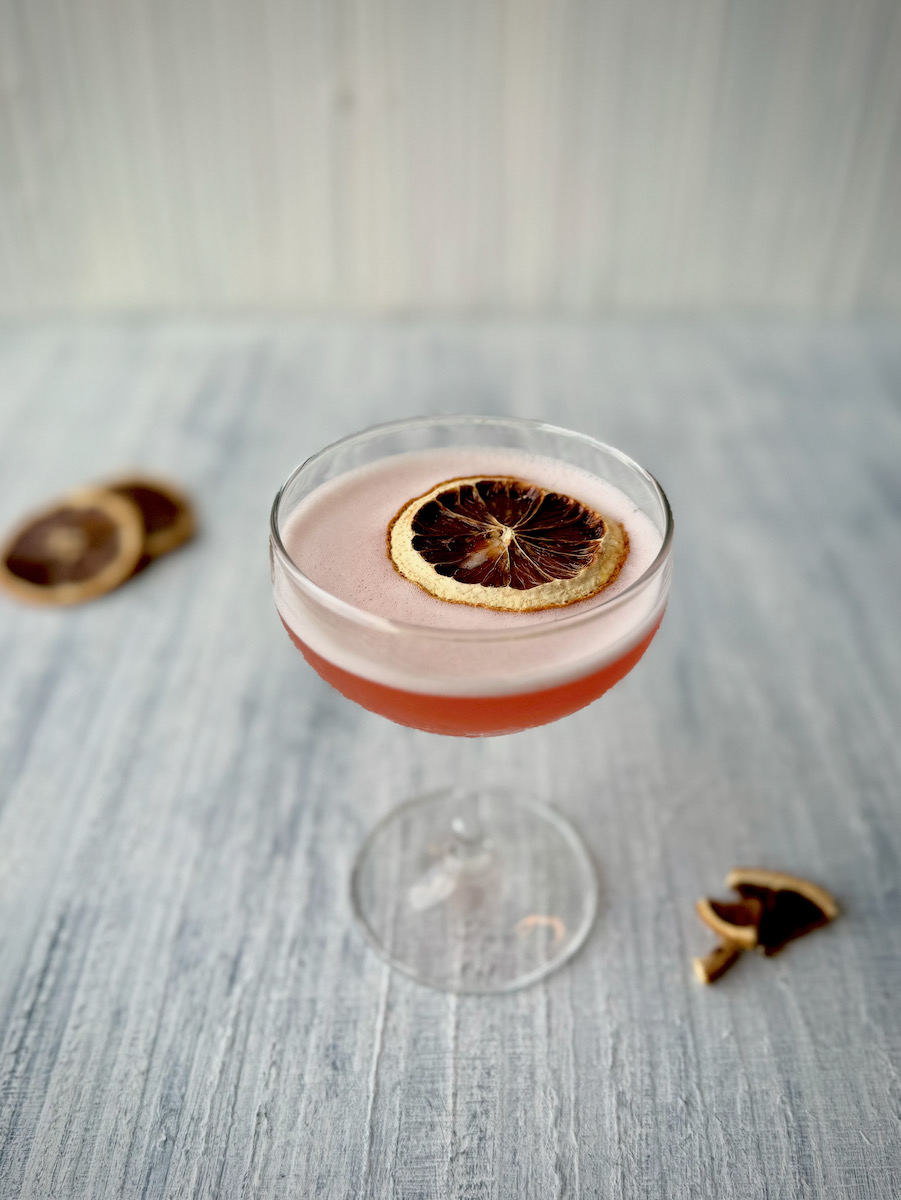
[0,488,145,606]
[388,475,629,612]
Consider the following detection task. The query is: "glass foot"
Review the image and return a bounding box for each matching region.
[350,788,597,993]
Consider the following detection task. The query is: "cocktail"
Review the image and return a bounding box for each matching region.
[270,416,673,992]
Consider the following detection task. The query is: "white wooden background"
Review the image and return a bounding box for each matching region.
[0,317,900,1197]
[2,0,901,315]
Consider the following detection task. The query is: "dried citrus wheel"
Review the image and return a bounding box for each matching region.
[105,476,196,561]
[0,488,144,606]
[388,476,629,611]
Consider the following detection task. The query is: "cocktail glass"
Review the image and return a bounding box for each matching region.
[270,416,673,993]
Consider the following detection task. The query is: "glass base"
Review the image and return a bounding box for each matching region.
[350,789,597,994]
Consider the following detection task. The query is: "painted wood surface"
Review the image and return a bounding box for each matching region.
[0,318,900,1198]
[2,1,901,315]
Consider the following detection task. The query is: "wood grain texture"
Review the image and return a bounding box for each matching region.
[0,317,900,1198]
[1,1,901,315]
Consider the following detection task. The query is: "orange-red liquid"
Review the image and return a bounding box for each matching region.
[281,615,663,736]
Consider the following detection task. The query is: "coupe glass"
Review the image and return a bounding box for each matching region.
[270,416,673,993]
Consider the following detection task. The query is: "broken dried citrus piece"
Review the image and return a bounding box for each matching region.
[692,941,743,985]
[106,476,196,562]
[0,488,144,606]
[695,896,763,950]
[725,868,838,955]
[694,868,839,980]
[387,476,629,611]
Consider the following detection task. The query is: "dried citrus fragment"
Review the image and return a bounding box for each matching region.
[694,868,839,980]
[725,868,838,955]
[692,941,743,985]
[388,476,629,612]
[0,488,144,606]
[695,896,763,950]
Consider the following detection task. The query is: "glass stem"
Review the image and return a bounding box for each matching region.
[407,788,495,911]
[449,788,490,858]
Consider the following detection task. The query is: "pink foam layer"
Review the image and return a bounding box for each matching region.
[274,447,669,696]
[282,447,661,630]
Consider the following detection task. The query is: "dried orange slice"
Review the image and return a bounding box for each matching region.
[388,476,629,611]
[0,488,144,606]
[105,476,196,562]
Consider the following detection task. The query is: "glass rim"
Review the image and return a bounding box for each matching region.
[269,414,674,643]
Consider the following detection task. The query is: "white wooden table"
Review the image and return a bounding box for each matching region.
[1,318,899,1198]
